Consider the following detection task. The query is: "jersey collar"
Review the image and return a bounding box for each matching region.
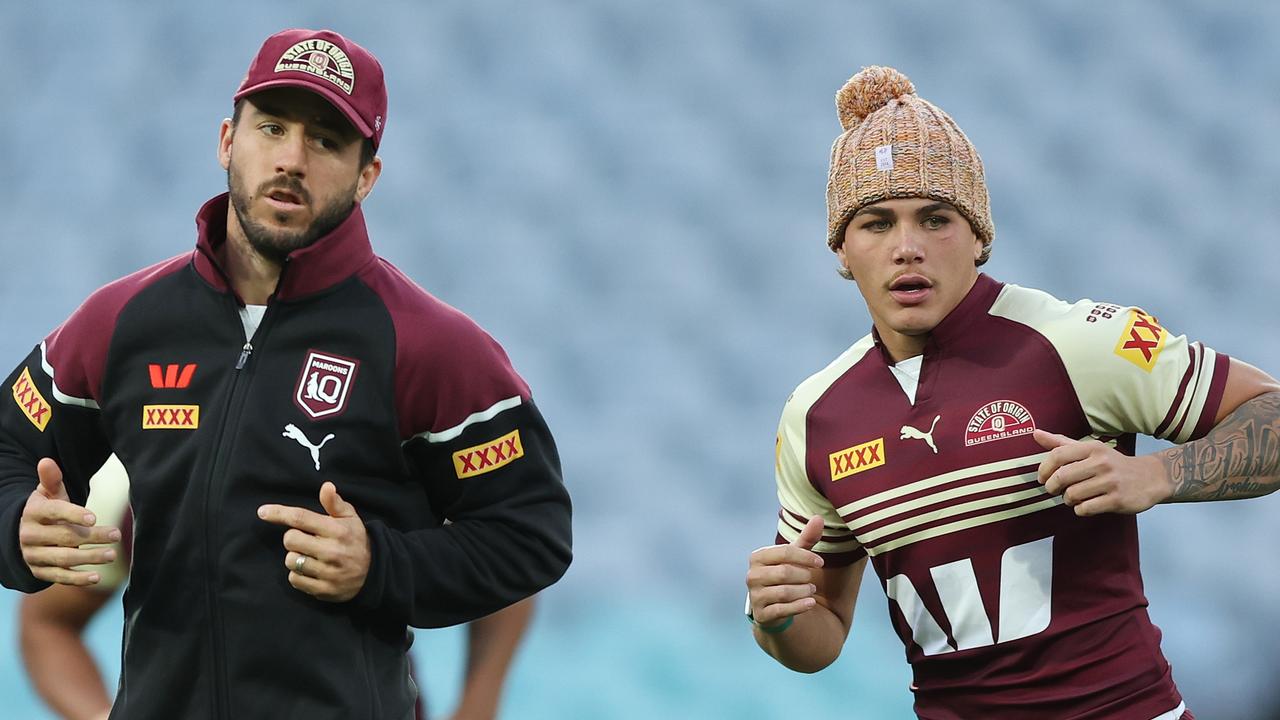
[191,193,377,303]
[871,273,1004,360]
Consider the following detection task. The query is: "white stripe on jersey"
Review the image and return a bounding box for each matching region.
[838,450,1050,515]
[1150,702,1186,720]
[409,395,523,444]
[1169,343,1218,444]
[866,497,1065,557]
[847,439,1116,557]
[39,341,100,409]
[775,515,863,554]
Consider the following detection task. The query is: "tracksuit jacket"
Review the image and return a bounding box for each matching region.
[0,193,573,719]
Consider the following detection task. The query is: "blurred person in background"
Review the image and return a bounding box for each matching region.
[0,27,571,719]
[19,459,537,720]
[745,66,1279,719]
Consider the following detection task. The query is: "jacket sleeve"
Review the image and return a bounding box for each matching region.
[354,396,571,628]
[345,292,572,628]
[0,344,111,592]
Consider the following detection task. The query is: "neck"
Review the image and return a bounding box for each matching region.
[879,332,927,364]
[222,210,282,305]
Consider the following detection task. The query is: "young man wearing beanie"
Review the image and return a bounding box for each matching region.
[745,66,1279,719]
[0,28,571,719]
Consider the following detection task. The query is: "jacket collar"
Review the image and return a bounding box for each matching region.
[191,193,376,303]
[871,273,1004,360]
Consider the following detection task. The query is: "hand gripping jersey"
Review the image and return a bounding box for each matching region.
[0,194,572,720]
[773,274,1225,720]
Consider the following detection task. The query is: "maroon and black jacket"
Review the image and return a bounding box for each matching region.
[0,194,572,720]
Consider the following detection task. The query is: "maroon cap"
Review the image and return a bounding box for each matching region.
[234,28,387,149]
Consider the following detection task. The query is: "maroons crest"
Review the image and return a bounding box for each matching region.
[294,350,359,419]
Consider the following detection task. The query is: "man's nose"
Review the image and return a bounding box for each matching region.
[274,132,308,177]
[891,226,924,264]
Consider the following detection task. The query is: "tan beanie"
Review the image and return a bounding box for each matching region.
[826,66,993,264]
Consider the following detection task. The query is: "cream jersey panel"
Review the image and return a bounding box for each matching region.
[74,453,131,590]
[989,284,1222,443]
[773,335,875,556]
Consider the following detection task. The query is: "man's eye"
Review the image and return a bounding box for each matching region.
[261,123,284,136]
[923,215,949,229]
[862,219,891,232]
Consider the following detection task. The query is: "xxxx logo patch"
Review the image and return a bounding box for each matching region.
[453,430,524,479]
[1114,309,1166,372]
[829,438,885,482]
[142,404,199,430]
[11,368,51,432]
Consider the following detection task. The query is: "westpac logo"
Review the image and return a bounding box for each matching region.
[142,404,199,430]
[149,363,197,389]
[11,367,51,432]
[1114,309,1166,372]
[452,430,524,479]
[829,437,885,482]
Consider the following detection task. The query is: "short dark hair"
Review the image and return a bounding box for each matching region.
[231,99,376,169]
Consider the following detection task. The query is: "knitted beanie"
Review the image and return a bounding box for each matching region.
[826,66,993,264]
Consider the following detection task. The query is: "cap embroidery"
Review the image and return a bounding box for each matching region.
[274,39,355,95]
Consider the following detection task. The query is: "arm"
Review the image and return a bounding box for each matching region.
[448,596,536,720]
[19,584,115,720]
[747,515,867,673]
[1160,359,1280,500]
[1038,358,1280,513]
[1,347,116,592]
[356,399,571,628]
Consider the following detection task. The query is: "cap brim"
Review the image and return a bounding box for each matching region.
[234,79,374,141]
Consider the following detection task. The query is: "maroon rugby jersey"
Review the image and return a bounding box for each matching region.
[773,274,1226,719]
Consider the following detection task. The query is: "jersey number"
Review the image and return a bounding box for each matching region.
[884,536,1053,656]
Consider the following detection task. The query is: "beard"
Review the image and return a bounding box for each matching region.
[227,162,357,265]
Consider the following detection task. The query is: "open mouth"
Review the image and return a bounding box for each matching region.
[265,189,305,207]
[888,275,933,304]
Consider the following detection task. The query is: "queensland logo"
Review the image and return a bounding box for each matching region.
[294,350,359,420]
[453,430,524,479]
[275,39,355,95]
[829,438,885,482]
[965,400,1035,446]
[142,404,199,430]
[12,368,51,432]
[1114,309,1166,372]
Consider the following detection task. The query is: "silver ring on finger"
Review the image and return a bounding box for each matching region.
[294,555,308,574]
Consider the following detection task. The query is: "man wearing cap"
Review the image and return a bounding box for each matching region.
[0,28,572,719]
[745,66,1279,719]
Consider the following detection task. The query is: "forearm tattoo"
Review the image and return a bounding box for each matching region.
[1162,391,1280,501]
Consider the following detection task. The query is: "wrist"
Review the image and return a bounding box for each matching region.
[1143,453,1176,504]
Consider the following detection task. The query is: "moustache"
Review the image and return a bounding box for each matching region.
[257,177,311,206]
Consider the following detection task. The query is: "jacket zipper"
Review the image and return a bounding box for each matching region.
[202,304,272,720]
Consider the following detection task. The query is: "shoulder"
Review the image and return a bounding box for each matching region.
[987,282,1157,363]
[358,258,500,351]
[358,259,530,437]
[782,333,878,424]
[43,253,191,401]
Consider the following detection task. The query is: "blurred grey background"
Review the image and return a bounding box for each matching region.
[1,1,1277,718]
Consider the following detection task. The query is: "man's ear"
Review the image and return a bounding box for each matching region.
[354,156,382,203]
[217,119,234,171]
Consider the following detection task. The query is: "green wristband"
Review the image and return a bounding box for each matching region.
[755,615,794,634]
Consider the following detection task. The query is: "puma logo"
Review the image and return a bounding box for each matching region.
[282,423,335,471]
[900,415,941,454]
